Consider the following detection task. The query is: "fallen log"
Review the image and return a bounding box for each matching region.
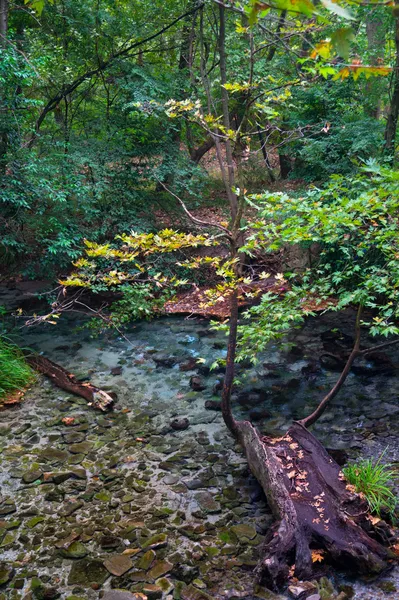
[236,420,394,589]
[221,293,396,590]
[26,354,114,411]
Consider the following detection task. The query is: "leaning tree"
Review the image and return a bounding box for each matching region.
[44,163,399,589]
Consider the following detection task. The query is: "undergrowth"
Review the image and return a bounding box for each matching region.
[343,451,398,517]
[0,337,35,399]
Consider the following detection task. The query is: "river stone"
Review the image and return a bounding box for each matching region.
[68,558,109,586]
[142,583,162,599]
[137,549,156,570]
[181,585,212,600]
[0,501,16,516]
[163,475,179,485]
[59,541,87,559]
[156,577,174,594]
[58,499,84,516]
[142,533,168,550]
[148,559,173,579]
[102,592,144,600]
[195,491,220,514]
[103,555,133,576]
[41,448,69,463]
[62,431,86,444]
[230,524,257,541]
[22,469,43,483]
[0,562,14,586]
[68,441,93,454]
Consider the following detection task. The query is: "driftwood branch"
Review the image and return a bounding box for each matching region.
[26,354,115,411]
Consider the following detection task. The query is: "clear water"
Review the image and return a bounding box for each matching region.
[0,299,398,599]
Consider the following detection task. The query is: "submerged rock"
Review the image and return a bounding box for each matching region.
[170,418,190,431]
[104,554,133,576]
[68,558,109,586]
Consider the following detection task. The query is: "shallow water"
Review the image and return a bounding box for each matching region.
[0,305,398,599]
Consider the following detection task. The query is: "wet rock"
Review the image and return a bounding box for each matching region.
[171,564,199,584]
[204,400,221,411]
[102,592,144,600]
[156,577,174,594]
[195,491,221,514]
[170,418,190,431]
[179,358,198,372]
[0,562,14,586]
[142,583,162,599]
[153,354,177,368]
[0,500,16,516]
[58,499,84,516]
[163,475,179,485]
[68,441,93,455]
[44,471,73,484]
[111,366,123,376]
[22,469,43,483]
[142,533,168,550]
[100,535,121,550]
[62,431,86,444]
[288,581,318,598]
[148,559,173,579]
[183,479,204,490]
[137,549,156,570]
[230,524,257,541]
[189,376,206,392]
[59,541,87,559]
[68,558,109,586]
[181,584,212,599]
[103,555,133,576]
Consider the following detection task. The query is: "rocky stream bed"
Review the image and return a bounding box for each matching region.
[0,301,398,600]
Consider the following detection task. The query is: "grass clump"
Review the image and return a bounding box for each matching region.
[343,451,398,517]
[0,337,35,399]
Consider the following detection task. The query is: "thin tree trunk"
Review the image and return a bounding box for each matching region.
[299,304,362,428]
[0,0,7,45]
[384,8,399,156]
[0,0,9,174]
[218,3,238,222]
[221,287,239,437]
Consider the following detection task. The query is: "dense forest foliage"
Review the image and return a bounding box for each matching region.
[2,1,399,598]
[1,0,399,279]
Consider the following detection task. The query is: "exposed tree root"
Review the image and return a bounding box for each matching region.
[26,354,115,411]
[236,420,395,590]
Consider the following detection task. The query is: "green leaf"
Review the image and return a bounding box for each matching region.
[321,0,355,20]
[331,27,355,60]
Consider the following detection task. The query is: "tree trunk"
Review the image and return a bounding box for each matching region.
[218,3,239,222]
[0,0,7,45]
[26,354,115,411]
[237,420,392,589]
[384,8,399,156]
[365,16,385,119]
[221,299,394,589]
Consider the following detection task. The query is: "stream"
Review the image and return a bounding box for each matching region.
[0,286,398,600]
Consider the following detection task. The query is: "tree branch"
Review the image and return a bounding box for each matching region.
[155,177,231,236]
[28,3,205,145]
[299,304,363,428]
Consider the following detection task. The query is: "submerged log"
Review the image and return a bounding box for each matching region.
[236,420,394,589]
[26,354,114,411]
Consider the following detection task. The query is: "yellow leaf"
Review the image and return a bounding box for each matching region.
[311,549,325,563]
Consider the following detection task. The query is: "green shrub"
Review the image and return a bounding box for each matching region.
[0,338,35,399]
[343,452,398,517]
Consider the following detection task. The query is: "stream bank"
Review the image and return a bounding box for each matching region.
[0,301,398,599]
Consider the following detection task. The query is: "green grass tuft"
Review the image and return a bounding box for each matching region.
[0,337,35,399]
[343,451,398,517]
